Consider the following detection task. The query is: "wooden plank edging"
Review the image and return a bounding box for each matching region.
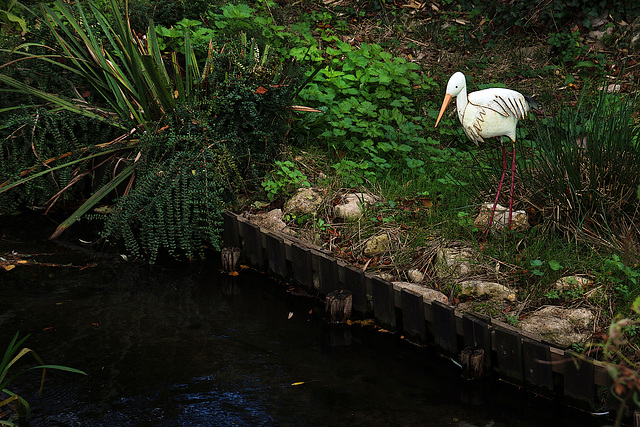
[223,211,610,410]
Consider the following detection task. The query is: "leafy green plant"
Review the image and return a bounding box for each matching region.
[0,0,310,260]
[530,259,563,277]
[1,332,86,426]
[207,3,255,34]
[262,160,310,201]
[3,0,179,126]
[602,254,640,302]
[544,289,560,300]
[155,18,216,57]
[295,40,442,180]
[0,0,29,35]
[530,259,545,277]
[548,31,587,65]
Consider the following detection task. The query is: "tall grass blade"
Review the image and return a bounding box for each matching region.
[49,161,138,239]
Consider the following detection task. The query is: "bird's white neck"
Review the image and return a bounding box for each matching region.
[456,85,468,124]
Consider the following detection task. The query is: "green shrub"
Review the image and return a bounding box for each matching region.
[295,40,442,184]
[262,160,310,201]
[518,87,640,246]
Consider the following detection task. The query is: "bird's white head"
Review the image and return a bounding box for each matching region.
[435,72,467,128]
[445,72,467,97]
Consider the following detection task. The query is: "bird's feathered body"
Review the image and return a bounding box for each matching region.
[461,87,531,143]
[434,72,542,230]
[435,72,540,145]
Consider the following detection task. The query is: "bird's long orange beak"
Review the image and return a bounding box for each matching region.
[434,93,452,128]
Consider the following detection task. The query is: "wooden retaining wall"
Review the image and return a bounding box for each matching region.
[223,211,610,411]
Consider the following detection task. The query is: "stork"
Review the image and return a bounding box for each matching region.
[434,72,541,229]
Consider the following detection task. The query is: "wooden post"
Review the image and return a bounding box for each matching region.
[371,276,396,330]
[317,252,339,295]
[432,300,457,354]
[401,288,426,344]
[564,351,595,410]
[222,211,240,247]
[325,290,352,323]
[221,247,241,273]
[522,338,553,394]
[460,347,484,380]
[240,219,264,269]
[494,326,524,384]
[342,264,367,316]
[265,233,287,278]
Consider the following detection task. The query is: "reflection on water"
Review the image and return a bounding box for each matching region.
[0,216,605,426]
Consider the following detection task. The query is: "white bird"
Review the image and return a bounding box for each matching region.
[434,72,541,229]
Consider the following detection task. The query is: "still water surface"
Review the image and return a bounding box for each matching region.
[0,217,605,426]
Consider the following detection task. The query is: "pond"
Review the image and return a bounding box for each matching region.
[0,215,606,426]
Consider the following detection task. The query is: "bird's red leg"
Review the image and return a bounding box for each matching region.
[488,145,507,230]
[508,144,516,226]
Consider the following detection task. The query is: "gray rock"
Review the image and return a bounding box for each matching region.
[520,306,594,347]
[474,203,528,232]
[554,275,592,291]
[458,280,517,302]
[407,268,424,283]
[364,233,389,257]
[435,246,475,278]
[284,187,325,216]
[333,193,375,220]
[249,209,294,235]
[630,16,640,50]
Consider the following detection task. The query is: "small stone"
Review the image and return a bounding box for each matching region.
[364,233,389,257]
[284,187,324,216]
[599,84,621,93]
[458,280,516,302]
[377,272,394,282]
[334,203,363,220]
[333,193,375,220]
[249,209,294,235]
[474,203,529,232]
[407,269,424,283]
[435,247,475,278]
[554,275,592,291]
[393,281,448,304]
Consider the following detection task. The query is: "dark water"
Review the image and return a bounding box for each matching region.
[0,215,607,426]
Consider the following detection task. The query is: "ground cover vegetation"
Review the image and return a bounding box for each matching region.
[1,0,640,421]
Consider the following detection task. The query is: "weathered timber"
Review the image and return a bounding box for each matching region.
[325,289,352,323]
[291,242,313,289]
[221,247,241,273]
[563,351,595,409]
[494,325,524,384]
[522,338,553,393]
[432,300,457,354]
[237,217,264,269]
[222,211,240,247]
[265,232,288,278]
[371,276,396,330]
[462,313,492,369]
[316,251,339,295]
[341,264,368,315]
[401,288,426,344]
[222,211,613,411]
[461,347,484,380]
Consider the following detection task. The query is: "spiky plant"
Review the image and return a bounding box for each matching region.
[518,86,640,248]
